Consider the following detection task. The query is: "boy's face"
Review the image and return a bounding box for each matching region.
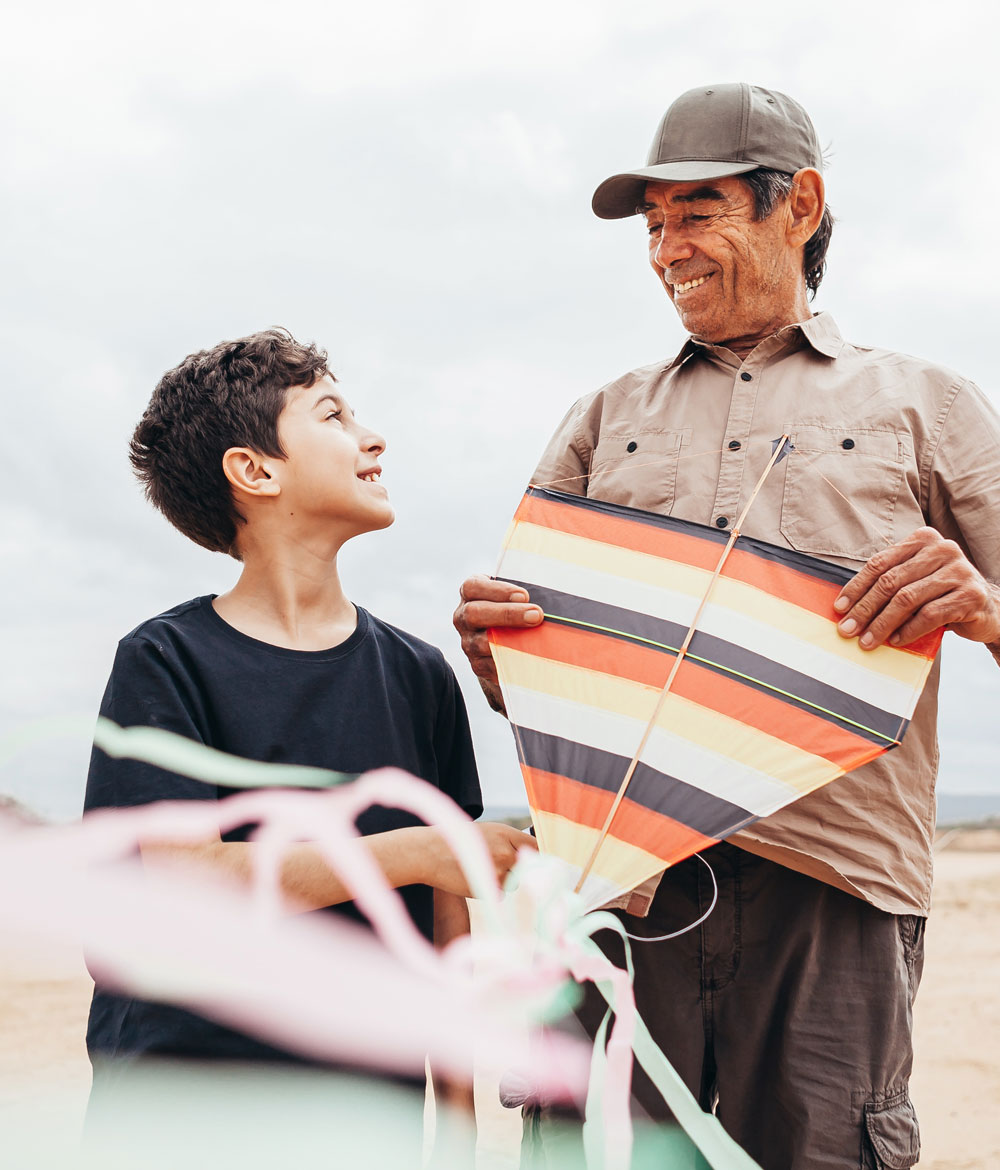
[272,374,393,538]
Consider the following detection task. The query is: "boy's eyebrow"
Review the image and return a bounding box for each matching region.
[312,391,343,410]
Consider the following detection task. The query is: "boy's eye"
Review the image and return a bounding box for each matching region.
[324,410,342,421]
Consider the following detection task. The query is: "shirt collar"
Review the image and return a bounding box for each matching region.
[662,311,845,370]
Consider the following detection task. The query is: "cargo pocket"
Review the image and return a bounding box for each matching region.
[862,1091,920,1169]
[779,424,904,562]
[588,429,688,514]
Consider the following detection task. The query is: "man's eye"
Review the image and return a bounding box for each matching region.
[647,223,662,235]
[687,214,710,223]
[324,410,342,421]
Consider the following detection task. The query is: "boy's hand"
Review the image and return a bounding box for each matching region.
[426,822,537,897]
[453,575,544,715]
[478,821,538,887]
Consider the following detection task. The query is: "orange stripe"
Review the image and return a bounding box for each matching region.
[493,622,881,769]
[515,494,942,660]
[525,766,718,866]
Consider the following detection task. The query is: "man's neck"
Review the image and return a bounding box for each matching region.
[696,306,815,362]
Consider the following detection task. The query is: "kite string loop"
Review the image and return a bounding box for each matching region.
[621,853,718,943]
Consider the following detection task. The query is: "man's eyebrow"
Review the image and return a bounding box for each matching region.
[636,187,728,215]
[670,186,728,204]
[312,391,343,410]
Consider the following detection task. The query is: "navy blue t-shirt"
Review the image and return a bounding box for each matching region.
[84,596,482,1063]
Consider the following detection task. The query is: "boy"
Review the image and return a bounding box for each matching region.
[84,327,528,1072]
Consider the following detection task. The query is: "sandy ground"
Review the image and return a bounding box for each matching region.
[1,845,997,1168]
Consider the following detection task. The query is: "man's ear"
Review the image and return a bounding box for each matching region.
[787,167,824,248]
[221,447,281,499]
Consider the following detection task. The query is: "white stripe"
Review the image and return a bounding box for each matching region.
[506,684,813,817]
[500,545,914,718]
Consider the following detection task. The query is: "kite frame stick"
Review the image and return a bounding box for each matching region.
[573,435,792,895]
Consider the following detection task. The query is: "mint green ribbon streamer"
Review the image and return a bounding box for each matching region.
[94,719,355,789]
[574,913,763,1170]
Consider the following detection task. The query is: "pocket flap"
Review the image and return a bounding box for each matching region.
[864,1093,920,1169]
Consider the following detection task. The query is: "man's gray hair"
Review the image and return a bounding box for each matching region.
[742,169,834,298]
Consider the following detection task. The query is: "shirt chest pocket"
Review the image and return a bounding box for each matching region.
[588,429,689,515]
[779,424,905,563]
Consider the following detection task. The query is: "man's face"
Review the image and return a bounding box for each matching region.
[642,176,802,347]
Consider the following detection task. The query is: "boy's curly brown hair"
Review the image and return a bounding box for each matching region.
[130,328,331,558]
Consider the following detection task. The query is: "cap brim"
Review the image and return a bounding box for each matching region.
[592,160,759,219]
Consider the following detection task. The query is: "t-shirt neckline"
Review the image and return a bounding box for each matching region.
[199,595,371,661]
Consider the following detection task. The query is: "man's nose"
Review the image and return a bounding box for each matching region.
[653,224,696,270]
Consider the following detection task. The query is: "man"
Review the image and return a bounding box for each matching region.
[453,84,1000,1169]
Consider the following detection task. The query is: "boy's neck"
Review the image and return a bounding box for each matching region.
[213,545,358,652]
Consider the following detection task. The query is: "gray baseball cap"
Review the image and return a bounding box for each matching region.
[592,83,823,220]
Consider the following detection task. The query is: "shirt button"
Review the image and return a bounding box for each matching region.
[728,440,741,451]
[842,438,855,450]
[740,372,752,382]
[626,441,638,453]
[716,516,729,529]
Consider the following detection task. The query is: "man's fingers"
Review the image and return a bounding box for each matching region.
[459,574,531,604]
[834,529,999,650]
[887,598,956,648]
[836,553,941,640]
[852,580,951,649]
[834,533,938,617]
[459,599,543,633]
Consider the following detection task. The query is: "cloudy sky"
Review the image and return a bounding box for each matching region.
[3,0,999,820]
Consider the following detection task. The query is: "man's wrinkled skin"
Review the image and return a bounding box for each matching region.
[454,169,1000,705]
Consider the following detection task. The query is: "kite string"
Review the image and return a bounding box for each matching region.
[622,853,718,943]
[572,436,791,896]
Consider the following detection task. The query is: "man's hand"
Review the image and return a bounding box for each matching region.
[453,574,543,714]
[834,527,1000,651]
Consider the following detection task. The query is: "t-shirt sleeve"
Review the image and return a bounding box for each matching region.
[925,380,1000,582]
[84,634,214,813]
[432,663,484,820]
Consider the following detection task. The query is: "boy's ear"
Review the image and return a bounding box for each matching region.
[221,448,282,499]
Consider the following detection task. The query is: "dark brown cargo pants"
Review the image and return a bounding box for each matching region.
[524,843,924,1170]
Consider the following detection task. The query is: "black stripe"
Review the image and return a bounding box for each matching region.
[516,727,755,840]
[526,485,855,588]
[506,580,901,746]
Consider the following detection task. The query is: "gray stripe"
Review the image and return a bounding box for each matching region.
[517,727,756,840]
[508,581,901,746]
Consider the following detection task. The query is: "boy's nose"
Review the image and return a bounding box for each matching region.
[361,428,386,455]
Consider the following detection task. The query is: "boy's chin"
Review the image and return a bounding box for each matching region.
[360,506,395,533]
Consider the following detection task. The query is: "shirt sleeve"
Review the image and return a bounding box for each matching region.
[432,663,484,820]
[925,380,1000,582]
[84,634,214,813]
[531,397,593,497]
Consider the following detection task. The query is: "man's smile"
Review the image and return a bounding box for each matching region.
[669,273,714,296]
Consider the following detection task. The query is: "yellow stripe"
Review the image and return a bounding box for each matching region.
[509,521,927,688]
[534,810,672,892]
[496,644,840,797]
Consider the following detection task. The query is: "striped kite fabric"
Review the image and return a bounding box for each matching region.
[489,487,943,912]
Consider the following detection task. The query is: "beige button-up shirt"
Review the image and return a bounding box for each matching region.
[532,313,1000,916]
